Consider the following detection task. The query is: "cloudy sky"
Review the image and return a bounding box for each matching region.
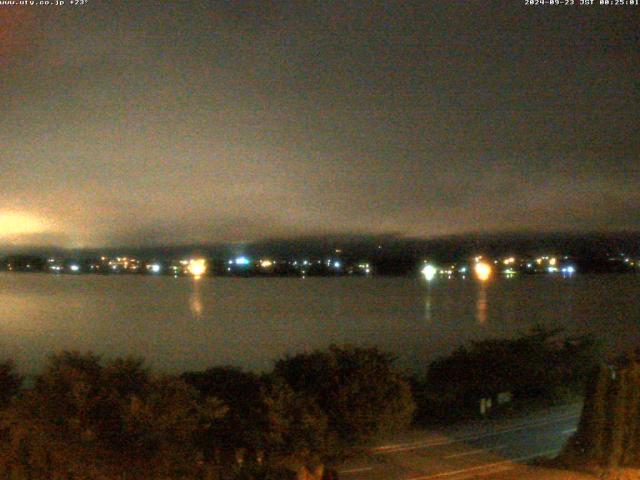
[1,0,638,248]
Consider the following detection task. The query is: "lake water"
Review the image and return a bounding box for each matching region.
[0,273,638,376]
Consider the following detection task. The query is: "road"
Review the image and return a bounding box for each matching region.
[335,404,582,480]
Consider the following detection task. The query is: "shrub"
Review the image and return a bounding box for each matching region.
[0,351,226,479]
[274,345,415,447]
[423,327,599,413]
[0,360,22,409]
[183,367,332,470]
[182,366,266,457]
[260,377,331,463]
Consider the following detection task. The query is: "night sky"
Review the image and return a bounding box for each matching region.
[1,1,638,249]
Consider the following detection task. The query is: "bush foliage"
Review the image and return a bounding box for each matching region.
[0,352,227,479]
[414,327,599,423]
[274,345,415,447]
[0,332,597,478]
[0,346,413,479]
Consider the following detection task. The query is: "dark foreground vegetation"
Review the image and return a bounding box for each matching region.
[413,327,599,424]
[0,329,598,479]
[0,347,413,480]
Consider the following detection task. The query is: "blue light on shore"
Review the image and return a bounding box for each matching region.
[235,256,250,266]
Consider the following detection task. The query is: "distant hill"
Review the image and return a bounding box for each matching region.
[2,231,639,265]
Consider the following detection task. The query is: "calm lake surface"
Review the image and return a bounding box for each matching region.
[0,273,639,375]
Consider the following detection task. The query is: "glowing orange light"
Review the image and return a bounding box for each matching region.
[187,259,207,277]
[474,261,492,281]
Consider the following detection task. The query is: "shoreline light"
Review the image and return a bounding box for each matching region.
[235,256,250,266]
[421,264,437,282]
[474,261,492,281]
[187,259,207,277]
[148,264,161,274]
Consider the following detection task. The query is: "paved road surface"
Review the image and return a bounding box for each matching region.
[335,404,582,480]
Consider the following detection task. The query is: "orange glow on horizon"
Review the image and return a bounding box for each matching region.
[0,211,49,238]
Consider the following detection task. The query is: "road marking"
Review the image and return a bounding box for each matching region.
[375,415,577,453]
[373,414,579,454]
[443,445,506,459]
[406,448,559,480]
[338,467,374,474]
[562,428,577,435]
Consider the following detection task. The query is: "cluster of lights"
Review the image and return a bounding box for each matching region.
[165,258,208,277]
[4,251,596,279]
[422,259,493,282]
[221,256,354,274]
[324,259,342,269]
[419,254,583,285]
[535,256,557,266]
[357,263,371,274]
[108,256,140,272]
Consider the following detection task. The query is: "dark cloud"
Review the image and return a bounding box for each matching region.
[1,1,638,248]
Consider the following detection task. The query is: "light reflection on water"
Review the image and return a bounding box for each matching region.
[475,284,488,325]
[424,285,432,322]
[189,278,203,318]
[0,273,639,375]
